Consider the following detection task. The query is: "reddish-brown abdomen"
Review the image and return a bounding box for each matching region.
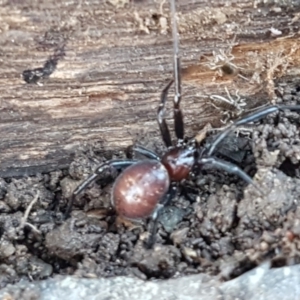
[161,147,194,182]
[112,161,170,219]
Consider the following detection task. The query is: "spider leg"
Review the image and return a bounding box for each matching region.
[173,55,184,141]
[157,0,184,147]
[145,184,177,248]
[170,0,184,141]
[157,79,174,147]
[207,104,300,156]
[132,145,160,160]
[198,157,263,194]
[65,159,137,219]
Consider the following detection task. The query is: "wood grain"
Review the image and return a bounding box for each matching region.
[0,0,299,177]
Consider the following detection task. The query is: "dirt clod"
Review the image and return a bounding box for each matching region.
[45,213,104,261]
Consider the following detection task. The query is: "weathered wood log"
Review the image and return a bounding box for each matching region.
[0,0,299,177]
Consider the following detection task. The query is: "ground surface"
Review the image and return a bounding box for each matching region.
[1,77,300,290]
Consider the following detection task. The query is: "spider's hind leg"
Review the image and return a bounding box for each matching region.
[145,184,178,249]
[198,156,264,195]
[65,159,137,219]
[207,104,300,156]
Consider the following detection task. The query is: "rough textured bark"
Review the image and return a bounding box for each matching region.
[0,0,299,177]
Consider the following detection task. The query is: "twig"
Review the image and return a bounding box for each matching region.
[18,191,41,235]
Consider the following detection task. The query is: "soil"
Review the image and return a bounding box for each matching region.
[1,78,300,289]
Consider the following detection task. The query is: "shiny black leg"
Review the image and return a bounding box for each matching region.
[170,0,184,141]
[173,56,184,141]
[132,145,160,160]
[65,159,137,218]
[145,184,177,248]
[157,0,184,146]
[198,157,263,194]
[208,105,300,156]
[157,79,174,147]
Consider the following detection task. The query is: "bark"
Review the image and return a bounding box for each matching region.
[0,0,299,177]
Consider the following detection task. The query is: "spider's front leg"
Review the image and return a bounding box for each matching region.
[157,0,184,147]
[157,79,174,148]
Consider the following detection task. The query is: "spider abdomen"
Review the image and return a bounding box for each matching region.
[112,161,170,219]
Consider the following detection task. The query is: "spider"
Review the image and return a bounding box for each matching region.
[201,35,240,76]
[65,0,300,247]
[209,87,247,124]
[203,48,237,76]
[201,36,249,81]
